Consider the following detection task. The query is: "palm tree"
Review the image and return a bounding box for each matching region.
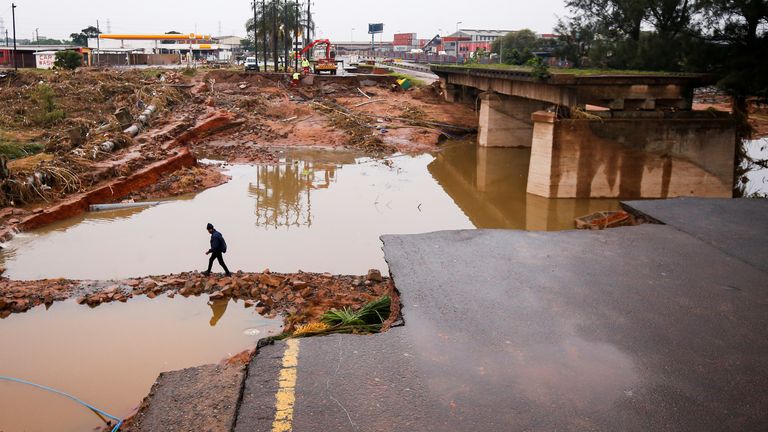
[246,0,314,71]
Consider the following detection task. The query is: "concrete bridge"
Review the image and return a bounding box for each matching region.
[431,66,736,199]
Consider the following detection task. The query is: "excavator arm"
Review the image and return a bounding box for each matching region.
[300,39,332,59]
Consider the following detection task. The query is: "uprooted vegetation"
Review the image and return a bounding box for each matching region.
[0,69,189,207]
[0,67,478,238]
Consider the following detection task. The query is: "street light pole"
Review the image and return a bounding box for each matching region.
[35,28,38,46]
[11,3,17,71]
[253,0,260,71]
[455,21,462,64]
[262,0,267,71]
[97,30,105,67]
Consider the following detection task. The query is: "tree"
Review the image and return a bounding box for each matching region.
[36,37,66,45]
[491,29,540,64]
[245,0,314,71]
[554,16,596,67]
[162,30,182,44]
[54,50,83,70]
[69,26,101,47]
[693,0,768,194]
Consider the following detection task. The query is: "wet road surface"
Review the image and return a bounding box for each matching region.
[235,203,768,431]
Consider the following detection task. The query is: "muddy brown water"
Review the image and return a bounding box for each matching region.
[1,143,619,280]
[0,142,619,431]
[0,296,281,432]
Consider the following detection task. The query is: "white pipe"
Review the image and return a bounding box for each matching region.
[89,201,165,212]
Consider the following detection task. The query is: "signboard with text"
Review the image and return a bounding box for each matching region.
[368,23,384,34]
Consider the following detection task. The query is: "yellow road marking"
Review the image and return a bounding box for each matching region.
[272,339,300,432]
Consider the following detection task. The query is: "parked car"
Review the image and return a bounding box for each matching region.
[244,57,258,71]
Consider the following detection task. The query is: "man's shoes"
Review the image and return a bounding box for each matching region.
[225,273,232,277]
[203,271,211,276]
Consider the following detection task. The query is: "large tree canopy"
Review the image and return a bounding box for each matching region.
[69,26,100,47]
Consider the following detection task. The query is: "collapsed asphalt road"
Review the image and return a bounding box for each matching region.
[127,198,768,431]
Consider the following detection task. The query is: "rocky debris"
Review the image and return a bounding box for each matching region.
[366,268,383,282]
[0,270,394,331]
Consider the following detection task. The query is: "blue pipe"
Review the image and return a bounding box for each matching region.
[0,375,123,431]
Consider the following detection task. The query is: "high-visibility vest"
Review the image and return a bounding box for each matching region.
[293,73,301,80]
[302,59,310,68]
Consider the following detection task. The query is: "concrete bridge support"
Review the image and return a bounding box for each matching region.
[527,111,736,199]
[477,93,550,147]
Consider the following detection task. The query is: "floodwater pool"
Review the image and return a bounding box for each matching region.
[0,143,619,280]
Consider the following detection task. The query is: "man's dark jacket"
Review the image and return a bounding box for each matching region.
[209,230,227,254]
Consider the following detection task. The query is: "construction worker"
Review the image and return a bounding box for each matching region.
[302,57,311,74]
[292,71,301,86]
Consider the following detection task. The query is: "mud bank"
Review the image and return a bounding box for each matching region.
[0,270,395,331]
[0,68,477,240]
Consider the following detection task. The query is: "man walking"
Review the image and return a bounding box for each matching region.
[204,223,231,277]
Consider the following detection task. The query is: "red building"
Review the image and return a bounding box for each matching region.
[0,45,86,68]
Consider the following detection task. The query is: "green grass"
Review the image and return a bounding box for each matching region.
[318,295,392,334]
[0,140,45,159]
[431,63,702,77]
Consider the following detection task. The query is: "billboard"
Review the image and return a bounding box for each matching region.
[368,23,384,34]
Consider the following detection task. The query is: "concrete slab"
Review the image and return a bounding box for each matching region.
[623,198,768,273]
[125,364,245,432]
[277,226,768,431]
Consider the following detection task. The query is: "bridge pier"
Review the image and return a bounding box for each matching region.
[527,111,736,199]
[477,93,550,147]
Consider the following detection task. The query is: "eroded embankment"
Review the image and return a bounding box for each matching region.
[0,270,396,333]
[0,68,478,244]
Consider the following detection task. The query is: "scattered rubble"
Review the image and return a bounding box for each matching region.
[0,270,397,332]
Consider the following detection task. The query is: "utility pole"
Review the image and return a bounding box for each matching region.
[262,0,267,71]
[499,36,503,64]
[294,0,299,71]
[252,0,260,71]
[96,20,100,66]
[35,28,38,46]
[271,0,278,71]
[305,0,311,48]
[11,3,17,71]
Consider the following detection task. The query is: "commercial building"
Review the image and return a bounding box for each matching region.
[0,45,89,68]
[444,29,513,57]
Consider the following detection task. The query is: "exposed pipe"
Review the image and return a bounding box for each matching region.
[99,105,157,153]
[89,201,166,212]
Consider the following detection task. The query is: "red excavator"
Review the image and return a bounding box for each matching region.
[300,39,338,75]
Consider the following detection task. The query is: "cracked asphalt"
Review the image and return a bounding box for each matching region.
[234,199,768,431]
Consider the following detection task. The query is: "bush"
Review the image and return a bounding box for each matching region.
[54,50,83,70]
[32,84,66,126]
[526,57,550,80]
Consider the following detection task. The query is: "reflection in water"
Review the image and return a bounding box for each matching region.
[0,296,281,432]
[250,160,338,229]
[208,298,230,326]
[429,142,620,230]
[0,144,620,280]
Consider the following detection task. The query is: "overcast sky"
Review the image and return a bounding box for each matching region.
[0,0,569,42]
